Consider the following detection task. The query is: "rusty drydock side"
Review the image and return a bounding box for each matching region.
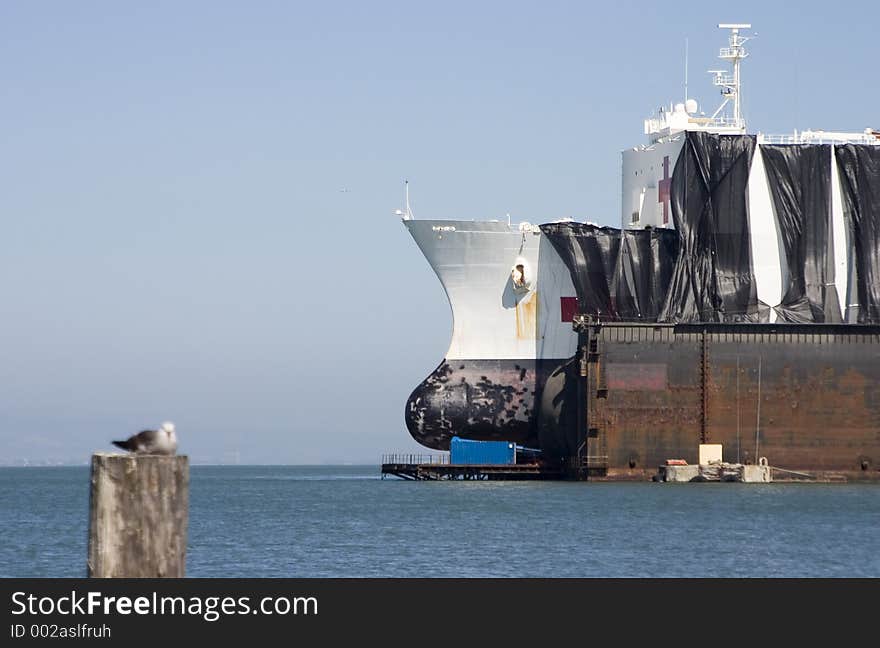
[576,322,880,479]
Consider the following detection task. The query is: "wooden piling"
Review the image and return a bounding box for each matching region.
[87,452,189,578]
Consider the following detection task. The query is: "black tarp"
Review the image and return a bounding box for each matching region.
[615,228,680,320]
[761,144,842,323]
[659,132,764,322]
[539,223,679,321]
[539,223,620,318]
[835,144,880,324]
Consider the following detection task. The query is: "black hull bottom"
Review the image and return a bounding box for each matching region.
[405,358,567,451]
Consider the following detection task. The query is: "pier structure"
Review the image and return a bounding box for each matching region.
[380,454,562,481]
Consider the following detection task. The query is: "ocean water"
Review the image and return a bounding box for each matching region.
[1,465,878,578]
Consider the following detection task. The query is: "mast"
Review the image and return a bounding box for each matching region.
[394,180,414,220]
[684,37,689,106]
[714,23,752,130]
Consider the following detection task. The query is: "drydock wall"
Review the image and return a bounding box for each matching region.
[580,323,880,475]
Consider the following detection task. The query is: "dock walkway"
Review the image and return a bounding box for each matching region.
[380,454,563,480]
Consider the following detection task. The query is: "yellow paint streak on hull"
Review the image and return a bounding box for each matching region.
[515,291,538,339]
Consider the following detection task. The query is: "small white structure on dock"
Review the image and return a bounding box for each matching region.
[657,446,772,483]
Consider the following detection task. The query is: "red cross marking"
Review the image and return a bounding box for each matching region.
[560,297,578,322]
[658,155,671,225]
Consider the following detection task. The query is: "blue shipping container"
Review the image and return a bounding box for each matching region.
[449,438,516,465]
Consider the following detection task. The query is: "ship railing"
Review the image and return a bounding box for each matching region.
[650,115,740,128]
[711,73,736,86]
[699,116,741,127]
[382,453,449,466]
[760,133,880,145]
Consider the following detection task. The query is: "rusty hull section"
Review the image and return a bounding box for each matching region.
[586,323,880,476]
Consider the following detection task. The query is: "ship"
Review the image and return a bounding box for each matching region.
[401,24,880,479]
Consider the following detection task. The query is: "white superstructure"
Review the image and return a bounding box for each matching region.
[643,23,751,144]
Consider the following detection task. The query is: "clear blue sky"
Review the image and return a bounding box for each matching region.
[2,1,877,464]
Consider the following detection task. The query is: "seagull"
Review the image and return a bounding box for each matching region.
[112,422,178,455]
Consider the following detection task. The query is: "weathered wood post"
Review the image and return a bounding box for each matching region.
[87,453,189,577]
